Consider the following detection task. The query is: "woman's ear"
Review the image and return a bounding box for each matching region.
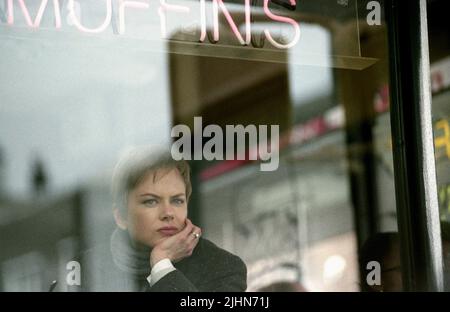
[113,208,128,230]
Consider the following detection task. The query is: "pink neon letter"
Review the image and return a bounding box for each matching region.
[199,0,206,42]
[118,0,150,35]
[7,0,61,28]
[263,0,300,49]
[68,0,112,34]
[158,0,190,39]
[212,0,251,45]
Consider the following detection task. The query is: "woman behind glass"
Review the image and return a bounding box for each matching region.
[75,146,247,292]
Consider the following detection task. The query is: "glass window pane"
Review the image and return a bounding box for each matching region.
[0,0,401,292]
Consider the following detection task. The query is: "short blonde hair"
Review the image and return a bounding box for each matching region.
[111,146,191,216]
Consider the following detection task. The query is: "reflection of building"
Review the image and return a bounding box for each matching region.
[197,113,359,291]
[0,192,82,291]
[0,170,119,292]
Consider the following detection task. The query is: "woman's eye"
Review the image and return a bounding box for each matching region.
[173,198,185,205]
[143,199,157,206]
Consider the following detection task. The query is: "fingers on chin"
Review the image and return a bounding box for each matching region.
[183,224,193,234]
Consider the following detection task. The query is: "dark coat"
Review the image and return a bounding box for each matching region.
[75,237,247,292]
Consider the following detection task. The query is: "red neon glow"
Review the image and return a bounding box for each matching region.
[263,0,300,49]
[68,0,112,33]
[7,0,61,28]
[158,0,190,39]
[118,0,150,35]
[212,0,251,45]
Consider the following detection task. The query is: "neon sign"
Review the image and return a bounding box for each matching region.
[4,0,301,49]
[6,0,61,28]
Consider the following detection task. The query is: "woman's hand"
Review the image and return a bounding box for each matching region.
[150,219,202,267]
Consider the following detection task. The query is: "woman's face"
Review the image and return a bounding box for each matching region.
[125,168,188,248]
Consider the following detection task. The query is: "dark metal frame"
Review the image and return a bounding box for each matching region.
[386,0,443,291]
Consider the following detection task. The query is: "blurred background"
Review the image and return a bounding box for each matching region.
[0,0,449,291]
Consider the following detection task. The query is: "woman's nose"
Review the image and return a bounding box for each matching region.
[160,201,175,220]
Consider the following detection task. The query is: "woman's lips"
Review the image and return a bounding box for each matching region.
[158,227,178,236]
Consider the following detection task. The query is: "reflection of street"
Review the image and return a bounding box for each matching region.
[434,119,450,161]
[439,184,450,222]
[200,130,358,291]
[430,67,450,222]
[302,232,358,292]
[433,115,450,222]
[235,209,298,262]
